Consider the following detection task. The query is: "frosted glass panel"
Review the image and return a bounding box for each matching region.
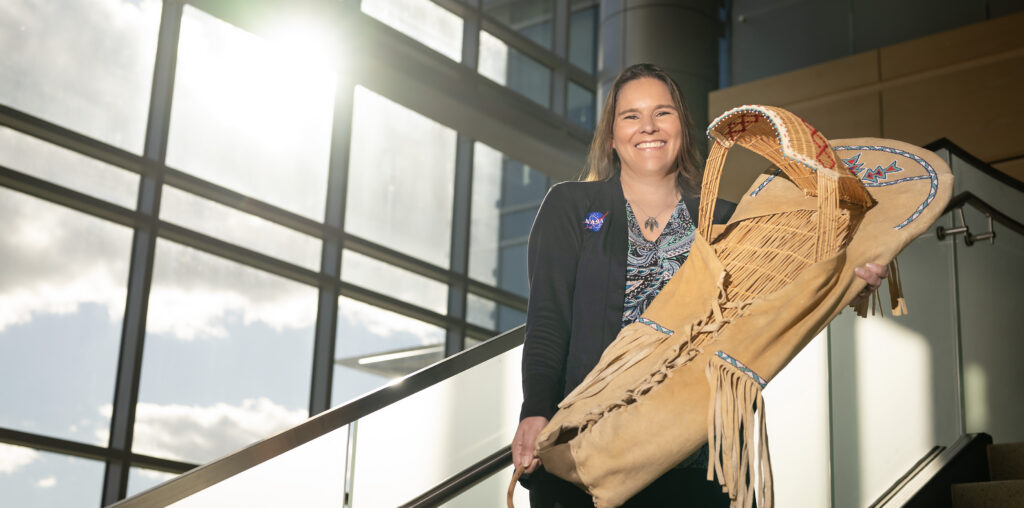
[829,232,961,508]
[169,425,348,507]
[763,332,831,508]
[444,466,529,507]
[948,150,1024,444]
[349,346,522,507]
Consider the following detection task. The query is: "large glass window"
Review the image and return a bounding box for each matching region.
[345,86,457,268]
[0,0,160,153]
[361,0,463,62]
[567,81,596,130]
[332,296,446,406]
[134,239,316,464]
[341,249,448,315]
[469,142,548,297]
[0,188,131,445]
[569,1,598,74]
[466,294,527,333]
[166,5,336,220]
[482,0,555,49]
[159,185,323,271]
[0,444,104,508]
[127,467,177,498]
[0,127,139,208]
[478,31,553,108]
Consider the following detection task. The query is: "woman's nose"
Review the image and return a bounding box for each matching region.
[640,114,657,133]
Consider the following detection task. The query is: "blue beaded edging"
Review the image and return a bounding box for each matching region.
[715,350,767,388]
[748,145,939,230]
[637,317,673,335]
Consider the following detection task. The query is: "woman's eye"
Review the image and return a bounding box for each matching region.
[656,110,673,117]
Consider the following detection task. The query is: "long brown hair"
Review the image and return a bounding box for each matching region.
[580,63,702,196]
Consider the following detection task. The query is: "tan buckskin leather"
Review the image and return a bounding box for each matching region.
[531,105,954,508]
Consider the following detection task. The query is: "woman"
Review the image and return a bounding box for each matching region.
[512,63,886,507]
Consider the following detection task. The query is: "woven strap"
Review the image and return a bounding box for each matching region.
[697,139,844,262]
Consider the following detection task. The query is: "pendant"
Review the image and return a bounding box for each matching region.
[644,216,659,231]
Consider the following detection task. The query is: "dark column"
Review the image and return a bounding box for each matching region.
[598,0,722,134]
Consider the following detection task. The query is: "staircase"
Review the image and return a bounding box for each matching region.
[952,442,1024,508]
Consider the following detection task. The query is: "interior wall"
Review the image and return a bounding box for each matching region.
[728,0,1024,86]
[947,152,1024,445]
[828,230,963,507]
[708,10,1024,203]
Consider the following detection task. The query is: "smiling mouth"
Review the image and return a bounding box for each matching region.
[635,141,666,149]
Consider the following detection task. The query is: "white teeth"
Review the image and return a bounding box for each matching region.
[636,141,665,149]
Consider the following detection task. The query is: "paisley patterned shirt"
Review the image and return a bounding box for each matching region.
[622,197,709,469]
[622,198,697,327]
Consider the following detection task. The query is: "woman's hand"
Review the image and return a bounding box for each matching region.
[512,416,549,473]
[851,262,889,306]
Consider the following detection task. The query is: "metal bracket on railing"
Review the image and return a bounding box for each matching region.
[936,207,996,246]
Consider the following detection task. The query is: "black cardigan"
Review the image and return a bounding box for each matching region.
[520,174,737,421]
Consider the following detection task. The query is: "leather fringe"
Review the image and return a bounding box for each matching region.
[887,256,907,316]
[706,354,774,508]
[853,256,907,318]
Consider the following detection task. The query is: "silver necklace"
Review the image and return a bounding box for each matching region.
[630,198,678,232]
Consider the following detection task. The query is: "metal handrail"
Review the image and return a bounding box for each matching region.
[870,433,992,507]
[109,325,526,508]
[399,447,514,508]
[937,192,1024,245]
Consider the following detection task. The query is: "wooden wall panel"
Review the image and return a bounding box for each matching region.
[993,158,1024,183]
[708,51,879,118]
[882,56,1024,162]
[879,10,1024,79]
[708,11,1024,190]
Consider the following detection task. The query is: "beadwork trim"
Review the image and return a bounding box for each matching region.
[637,317,674,336]
[714,350,767,388]
[706,105,831,176]
[749,145,939,230]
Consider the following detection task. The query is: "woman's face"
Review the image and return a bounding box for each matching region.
[610,77,683,178]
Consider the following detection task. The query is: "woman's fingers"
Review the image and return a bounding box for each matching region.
[854,262,888,290]
[512,416,549,472]
[851,262,891,306]
[525,457,541,474]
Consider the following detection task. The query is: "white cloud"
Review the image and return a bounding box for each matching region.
[34,476,56,488]
[0,187,131,332]
[145,239,318,341]
[0,443,39,475]
[122,398,307,464]
[339,296,445,352]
